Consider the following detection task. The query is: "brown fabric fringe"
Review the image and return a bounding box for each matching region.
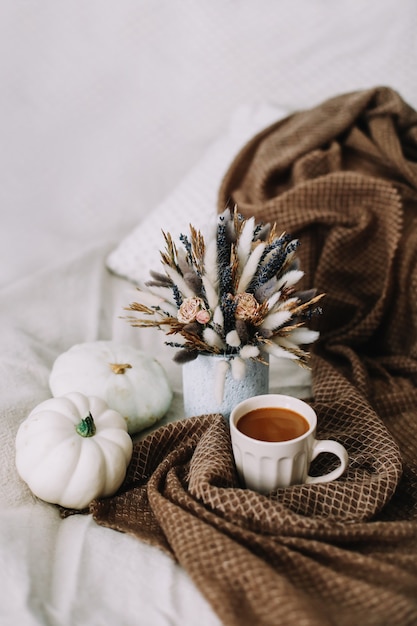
[91,87,417,625]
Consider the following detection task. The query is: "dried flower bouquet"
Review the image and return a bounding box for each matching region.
[125,207,323,381]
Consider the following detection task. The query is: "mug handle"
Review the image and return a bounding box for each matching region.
[305,439,348,485]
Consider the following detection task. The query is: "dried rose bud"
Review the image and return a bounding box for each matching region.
[196,309,211,324]
[177,296,206,324]
[234,292,260,321]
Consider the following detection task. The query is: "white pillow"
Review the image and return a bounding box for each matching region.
[106,103,288,286]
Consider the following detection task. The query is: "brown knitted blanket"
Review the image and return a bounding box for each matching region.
[91,87,417,625]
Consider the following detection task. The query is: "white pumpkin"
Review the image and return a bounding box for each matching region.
[49,341,173,434]
[15,392,133,510]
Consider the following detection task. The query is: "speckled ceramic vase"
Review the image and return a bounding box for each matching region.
[182,353,269,420]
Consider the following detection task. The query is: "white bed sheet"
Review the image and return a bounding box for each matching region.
[2,2,417,625]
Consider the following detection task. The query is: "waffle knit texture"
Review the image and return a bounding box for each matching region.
[88,87,417,625]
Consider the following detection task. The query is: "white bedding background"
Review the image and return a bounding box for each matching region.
[1,2,417,625]
[2,0,417,288]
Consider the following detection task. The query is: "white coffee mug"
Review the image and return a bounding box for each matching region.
[230,394,348,493]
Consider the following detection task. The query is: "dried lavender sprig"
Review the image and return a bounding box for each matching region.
[252,223,266,241]
[165,341,188,348]
[211,322,224,338]
[216,222,230,268]
[172,284,183,308]
[257,232,293,268]
[254,223,270,242]
[300,305,323,321]
[260,233,287,259]
[249,239,300,292]
[179,233,193,264]
[217,222,233,298]
[221,293,237,335]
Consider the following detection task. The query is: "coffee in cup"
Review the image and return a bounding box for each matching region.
[230,394,348,493]
[236,406,310,442]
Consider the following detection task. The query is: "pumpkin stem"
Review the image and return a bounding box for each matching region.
[109,362,132,375]
[76,412,96,437]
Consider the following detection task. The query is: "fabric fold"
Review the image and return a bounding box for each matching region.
[90,409,415,626]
